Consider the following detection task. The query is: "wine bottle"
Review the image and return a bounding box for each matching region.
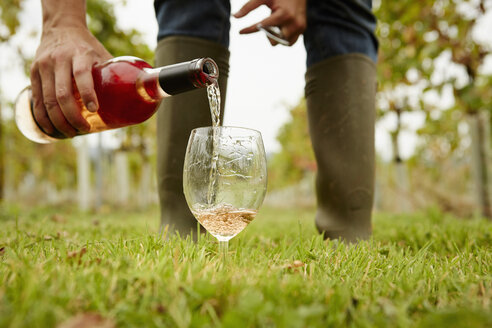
[15,56,219,143]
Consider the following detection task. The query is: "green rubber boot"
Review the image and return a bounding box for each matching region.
[155,36,229,237]
[305,54,376,243]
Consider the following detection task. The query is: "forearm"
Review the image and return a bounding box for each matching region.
[41,0,87,30]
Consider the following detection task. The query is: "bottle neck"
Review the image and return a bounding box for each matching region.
[136,58,219,103]
[157,58,219,95]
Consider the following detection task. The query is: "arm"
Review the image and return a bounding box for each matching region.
[31,0,112,137]
[234,0,306,46]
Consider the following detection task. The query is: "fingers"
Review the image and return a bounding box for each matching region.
[261,9,305,45]
[54,60,91,132]
[38,60,78,138]
[73,55,99,112]
[280,26,300,46]
[239,11,300,45]
[239,10,284,34]
[234,0,306,46]
[267,37,278,46]
[258,10,286,31]
[233,0,266,18]
[30,53,97,138]
[30,67,56,136]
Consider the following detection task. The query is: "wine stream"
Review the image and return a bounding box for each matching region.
[206,82,221,205]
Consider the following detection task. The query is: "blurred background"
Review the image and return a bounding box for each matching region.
[0,0,491,219]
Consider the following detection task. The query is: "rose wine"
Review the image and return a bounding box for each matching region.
[192,204,257,241]
[15,56,219,143]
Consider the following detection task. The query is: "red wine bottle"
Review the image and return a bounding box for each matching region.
[15,56,218,143]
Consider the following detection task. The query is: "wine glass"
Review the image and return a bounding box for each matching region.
[183,126,267,258]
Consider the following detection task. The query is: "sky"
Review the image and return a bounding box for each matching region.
[1,0,492,159]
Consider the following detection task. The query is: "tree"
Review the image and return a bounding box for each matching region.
[267,99,316,191]
[0,0,24,201]
[375,0,492,218]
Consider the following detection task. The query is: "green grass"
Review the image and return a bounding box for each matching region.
[0,204,491,327]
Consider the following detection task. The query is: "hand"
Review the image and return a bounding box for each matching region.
[30,24,112,137]
[233,0,306,46]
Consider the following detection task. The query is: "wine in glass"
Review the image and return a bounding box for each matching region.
[183,126,267,257]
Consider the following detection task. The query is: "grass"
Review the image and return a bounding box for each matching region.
[0,204,491,327]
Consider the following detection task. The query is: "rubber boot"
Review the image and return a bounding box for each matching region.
[155,36,229,237]
[305,54,376,243]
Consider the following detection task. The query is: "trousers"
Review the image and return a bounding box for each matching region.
[154,0,378,67]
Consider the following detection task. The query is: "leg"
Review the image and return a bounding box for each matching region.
[303,0,378,242]
[154,0,231,237]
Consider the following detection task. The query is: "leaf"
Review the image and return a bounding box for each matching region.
[51,214,67,223]
[57,313,115,328]
[283,260,306,271]
[67,247,88,265]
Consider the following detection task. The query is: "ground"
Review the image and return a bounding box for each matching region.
[0,204,491,327]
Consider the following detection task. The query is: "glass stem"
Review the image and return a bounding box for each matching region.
[219,240,228,262]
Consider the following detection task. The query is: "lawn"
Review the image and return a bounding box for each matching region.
[0,204,491,327]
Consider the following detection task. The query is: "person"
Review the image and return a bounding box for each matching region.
[31,0,378,242]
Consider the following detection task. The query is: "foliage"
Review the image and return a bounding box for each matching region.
[0,205,491,327]
[0,0,23,200]
[0,0,22,41]
[376,0,491,146]
[267,99,315,190]
[87,0,153,62]
[377,0,490,99]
